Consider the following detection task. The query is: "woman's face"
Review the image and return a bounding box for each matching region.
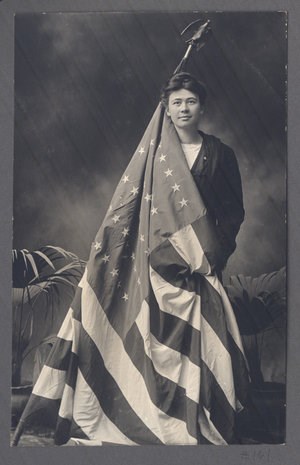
[167,88,202,131]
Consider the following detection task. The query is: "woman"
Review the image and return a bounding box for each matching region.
[15,71,249,447]
[161,72,245,276]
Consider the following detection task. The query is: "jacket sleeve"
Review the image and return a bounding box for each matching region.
[214,145,245,269]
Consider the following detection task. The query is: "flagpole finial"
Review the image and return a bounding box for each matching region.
[174,18,212,74]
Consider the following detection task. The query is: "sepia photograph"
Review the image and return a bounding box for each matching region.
[9,7,288,454]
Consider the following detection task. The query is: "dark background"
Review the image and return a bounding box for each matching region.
[13,11,287,281]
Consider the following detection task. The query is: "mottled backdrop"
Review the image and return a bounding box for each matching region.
[14,12,287,281]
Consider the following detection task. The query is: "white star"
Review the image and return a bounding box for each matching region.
[159,154,167,162]
[110,268,119,277]
[122,292,129,301]
[130,186,139,196]
[172,183,181,192]
[112,214,120,224]
[164,169,173,177]
[138,147,145,155]
[151,206,158,215]
[158,143,162,149]
[102,254,110,263]
[179,198,188,207]
[121,227,130,238]
[131,252,135,261]
[140,234,145,242]
[94,241,102,251]
[122,175,129,183]
[133,265,137,272]
[150,139,154,146]
[144,248,150,256]
[137,277,141,286]
[144,193,152,202]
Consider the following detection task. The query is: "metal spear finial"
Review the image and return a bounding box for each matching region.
[174,18,212,74]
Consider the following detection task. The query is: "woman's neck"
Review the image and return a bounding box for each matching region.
[176,127,202,145]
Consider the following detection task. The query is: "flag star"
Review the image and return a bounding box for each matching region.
[133,265,137,272]
[121,227,130,238]
[137,277,141,286]
[144,193,152,202]
[112,214,120,224]
[131,252,136,261]
[102,254,110,263]
[179,198,188,207]
[94,241,102,251]
[159,154,167,162]
[172,183,181,192]
[158,143,162,149]
[150,139,154,146]
[122,175,129,183]
[164,168,173,177]
[151,206,158,215]
[130,186,139,196]
[138,147,145,155]
[122,292,129,301]
[144,248,150,256]
[110,268,119,277]
[140,234,145,242]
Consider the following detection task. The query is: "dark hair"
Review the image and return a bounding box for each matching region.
[160,72,207,107]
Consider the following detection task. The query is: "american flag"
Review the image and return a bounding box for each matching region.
[13,104,249,446]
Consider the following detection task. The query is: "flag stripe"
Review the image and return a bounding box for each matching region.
[168,224,211,275]
[80,279,196,444]
[135,301,200,404]
[150,260,248,397]
[191,217,221,271]
[55,416,90,446]
[227,333,250,406]
[200,361,237,444]
[70,285,83,322]
[33,366,66,400]
[149,265,201,331]
[147,290,202,367]
[78,322,163,444]
[70,369,137,445]
[20,393,60,429]
[150,239,194,292]
[59,384,75,421]
[199,407,227,445]
[43,338,73,371]
[150,290,247,416]
[150,240,244,364]
[201,317,236,410]
[124,322,199,440]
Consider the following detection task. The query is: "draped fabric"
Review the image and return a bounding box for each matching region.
[15,104,249,446]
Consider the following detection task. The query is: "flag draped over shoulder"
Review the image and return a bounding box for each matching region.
[14,104,249,446]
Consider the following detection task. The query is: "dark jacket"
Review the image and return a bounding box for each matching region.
[191,132,245,271]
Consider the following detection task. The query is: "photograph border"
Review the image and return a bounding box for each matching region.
[1,1,299,464]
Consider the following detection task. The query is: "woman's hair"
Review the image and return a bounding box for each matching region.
[160,72,207,108]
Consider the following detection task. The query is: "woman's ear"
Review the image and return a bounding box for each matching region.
[166,108,170,116]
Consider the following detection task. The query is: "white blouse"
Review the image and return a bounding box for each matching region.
[181,142,202,170]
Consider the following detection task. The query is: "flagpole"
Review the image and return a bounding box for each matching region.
[11,419,25,446]
[173,19,212,74]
